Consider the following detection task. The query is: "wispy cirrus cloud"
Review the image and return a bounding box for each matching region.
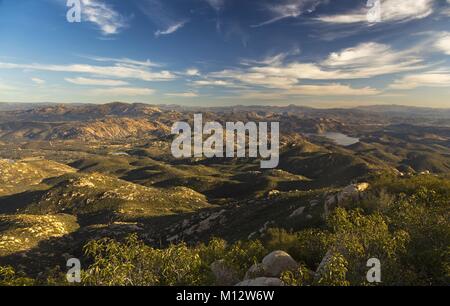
[389,71,450,90]
[192,79,245,88]
[286,83,380,96]
[252,0,328,27]
[31,78,46,85]
[204,0,226,12]
[237,83,380,100]
[91,87,155,96]
[165,92,199,97]
[80,0,127,35]
[65,77,128,86]
[434,32,450,55]
[136,0,188,37]
[83,56,162,68]
[0,60,176,82]
[199,42,424,90]
[317,0,434,24]
[155,20,188,37]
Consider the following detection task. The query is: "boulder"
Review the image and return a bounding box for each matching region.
[211,260,239,286]
[323,183,370,218]
[262,251,298,277]
[236,277,284,286]
[244,263,266,280]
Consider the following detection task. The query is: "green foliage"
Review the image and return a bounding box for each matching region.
[0,175,448,286]
[314,252,350,286]
[384,188,450,285]
[264,228,331,268]
[81,234,266,286]
[275,175,450,286]
[82,234,210,286]
[221,240,267,278]
[280,264,314,286]
[371,174,450,198]
[0,266,35,286]
[326,208,410,285]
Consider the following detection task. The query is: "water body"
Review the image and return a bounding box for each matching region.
[320,132,360,146]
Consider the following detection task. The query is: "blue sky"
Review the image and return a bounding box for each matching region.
[0,0,449,107]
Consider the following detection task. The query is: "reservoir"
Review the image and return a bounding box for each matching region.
[319,132,360,146]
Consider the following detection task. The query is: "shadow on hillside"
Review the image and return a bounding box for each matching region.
[0,190,48,214]
[0,207,218,277]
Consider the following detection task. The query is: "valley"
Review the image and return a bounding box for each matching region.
[0,102,448,286]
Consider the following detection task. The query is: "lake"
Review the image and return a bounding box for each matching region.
[320,132,360,146]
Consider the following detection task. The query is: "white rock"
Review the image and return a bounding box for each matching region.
[244,263,266,280]
[262,251,298,277]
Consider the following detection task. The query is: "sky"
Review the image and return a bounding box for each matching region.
[0,0,449,108]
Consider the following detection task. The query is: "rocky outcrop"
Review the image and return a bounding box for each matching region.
[244,263,266,280]
[262,251,298,277]
[225,250,300,286]
[324,183,370,218]
[183,210,227,236]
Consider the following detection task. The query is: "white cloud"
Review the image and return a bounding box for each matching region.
[65,77,128,86]
[434,32,450,55]
[0,61,176,82]
[185,68,200,76]
[317,0,434,24]
[204,0,226,11]
[31,78,45,85]
[320,42,423,77]
[203,42,424,89]
[91,87,155,96]
[238,83,380,100]
[155,21,187,37]
[210,69,299,89]
[286,84,381,96]
[253,0,327,27]
[389,72,450,89]
[165,92,199,97]
[241,50,300,66]
[193,79,240,87]
[81,0,127,35]
[86,56,162,68]
[323,42,393,67]
[317,14,367,24]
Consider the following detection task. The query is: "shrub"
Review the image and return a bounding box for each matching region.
[0,266,35,286]
[280,264,314,286]
[82,234,211,286]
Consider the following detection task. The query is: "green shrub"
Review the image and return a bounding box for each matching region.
[0,266,35,286]
[264,228,331,269]
[82,234,211,286]
[314,252,350,286]
[281,264,314,286]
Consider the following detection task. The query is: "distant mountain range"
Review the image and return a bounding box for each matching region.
[1,102,449,124]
